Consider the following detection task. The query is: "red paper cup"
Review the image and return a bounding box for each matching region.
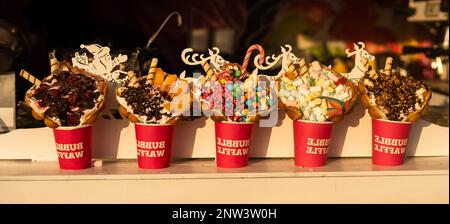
[372,119,412,166]
[134,123,174,169]
[215,122,253,168]
[53,124,93,170]
[293,120,333,167]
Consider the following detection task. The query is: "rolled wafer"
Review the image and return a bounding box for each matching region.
[360,57,369,71]
[20,70,41,86]
[49,50,59,73]
[146,58,158,84]
[127,71,138,87]
[298,58,308,76]
[286,60,299,79]
[201,61,214,78]
[384,57,393,75]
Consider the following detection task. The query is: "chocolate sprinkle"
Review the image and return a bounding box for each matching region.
[364,71,429,121]
[121,79,172,123]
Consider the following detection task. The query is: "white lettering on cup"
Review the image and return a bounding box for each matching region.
[216,138,250,156]
[306,138,330,154]
[373,135,408,155]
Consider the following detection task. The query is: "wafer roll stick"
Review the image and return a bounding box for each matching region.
[201,60,217,80]
[369,69,378,79]
[20,70,41,86]
[287,60,299,78]
[127,71,138,86]
[384,57,393,75]
[146,58,158,84]
[49,50,59,73]
[360,57,369,71]
[298,58,308,76]
[201,60,214,78]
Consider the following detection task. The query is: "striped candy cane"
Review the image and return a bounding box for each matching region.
[241,44,265,75]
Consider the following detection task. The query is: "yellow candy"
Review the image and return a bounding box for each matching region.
[302,77,308,84]
[327,87,334,93]
[305,94,312,102]
[220,79,226,85]
[321,99,327,111]
[312,91,321,98]
[260,98,267,105]
[243,109,248,115]
[313,98,321,105]
[316,77,325,86]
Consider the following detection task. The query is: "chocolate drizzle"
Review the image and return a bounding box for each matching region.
[32,70,100,126]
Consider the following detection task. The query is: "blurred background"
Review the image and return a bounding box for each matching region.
[0,0,448,130]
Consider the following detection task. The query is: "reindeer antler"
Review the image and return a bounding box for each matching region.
[358,42,365,49]
[181,48,213,65]
[254,53,282,70]
[281,44,292,53]
[346,43,360,57]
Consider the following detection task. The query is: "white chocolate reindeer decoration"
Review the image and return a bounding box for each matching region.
[181,47,228,74]
[344,42,375,83]
[72,44,128,84]
[253,44,301,80]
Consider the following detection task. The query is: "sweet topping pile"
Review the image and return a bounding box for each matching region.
[362,70,429,121]
[120,78,172,124]
[279,61,353,122]
[200,64,273,122]
[31,70,101,126]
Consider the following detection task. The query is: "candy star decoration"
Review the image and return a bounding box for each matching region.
[344,42,375,83]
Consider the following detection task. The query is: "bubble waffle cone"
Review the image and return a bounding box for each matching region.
[115,68,191,124]
[358,58,431,122]
[22,61,107,128]
[278,61,358,123]
[199,63,275,123]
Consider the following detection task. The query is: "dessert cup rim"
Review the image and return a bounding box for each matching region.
[54,124,94,130]
[217,120,254,125]
[294,119,333,124]
[372,118,413,124]
[134,122,175,127]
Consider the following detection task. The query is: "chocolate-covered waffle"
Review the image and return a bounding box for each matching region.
[21,62,107,128]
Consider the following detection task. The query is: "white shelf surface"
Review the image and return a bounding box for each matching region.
[0,157,448,203]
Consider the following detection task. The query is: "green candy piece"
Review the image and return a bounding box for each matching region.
[234,70,241,77]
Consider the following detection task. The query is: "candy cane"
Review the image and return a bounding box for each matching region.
[241,44,265,75]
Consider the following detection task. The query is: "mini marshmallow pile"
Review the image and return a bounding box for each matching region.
[279,61,353,122]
